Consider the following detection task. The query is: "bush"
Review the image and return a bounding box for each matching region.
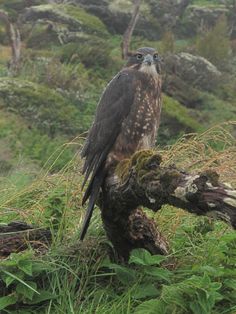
[195,15,231,67]
[158,95,201,145]
[20,56,89,92]
[161,31,175,54]
[0,78,81,137]
[0,110,76,172]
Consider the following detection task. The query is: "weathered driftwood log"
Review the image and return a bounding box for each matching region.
[0,222,51,257]
[100,150,236,260]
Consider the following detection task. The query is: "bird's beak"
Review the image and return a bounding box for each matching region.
[143,54,154,66]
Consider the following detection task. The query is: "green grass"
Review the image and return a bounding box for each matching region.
[0,125,236,313]
[199,92,236,125]
[163,95,201,131]
[0,110,78,173]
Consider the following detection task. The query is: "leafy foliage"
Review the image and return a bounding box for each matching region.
[196,15,231,67]
[0,251,55,312]
[161,31,175,54]
[0,78,82,136]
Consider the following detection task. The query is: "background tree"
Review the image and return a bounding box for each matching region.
[0,10,21,76]
[121,0,142,59]
[161,30,175,54]
[196,15,231,67]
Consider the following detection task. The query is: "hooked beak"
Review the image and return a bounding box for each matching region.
[143,54,153,66]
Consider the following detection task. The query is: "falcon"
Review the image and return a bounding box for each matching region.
[80,47,162,240]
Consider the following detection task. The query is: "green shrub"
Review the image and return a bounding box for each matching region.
[0,78,81,136]
[18,130,75,172]
[20,56,89,92]
[159,95,201,145]
[63,5,108,36]
[26,24,59,49]
[0,110,76,172]
[196,15,231,67]
[0,251,55,312]
[161,31,175,54]
[72,37,113,70]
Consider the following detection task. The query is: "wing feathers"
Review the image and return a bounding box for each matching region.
[80,70,136,239]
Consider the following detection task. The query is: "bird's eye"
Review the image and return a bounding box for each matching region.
[153,53,159,60]
[136,53,143,60]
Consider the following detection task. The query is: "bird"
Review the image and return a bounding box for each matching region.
[80,47,162,240]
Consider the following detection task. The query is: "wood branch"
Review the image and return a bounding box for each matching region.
[0,11,21,76]
[0,222,51,257]
[100,150,236,260]
[121,0,142,59]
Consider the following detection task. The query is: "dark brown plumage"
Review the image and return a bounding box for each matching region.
[80,47,162,240]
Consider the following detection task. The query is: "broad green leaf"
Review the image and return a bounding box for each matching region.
[2,270,39,295]
[102,262,137,285]
[5,275,15,287]
[27,290,56,304]
[160,284,188,310]
[133,284,160,299]
[144,267,171,282]
[18,259,33,276]
[134,299,165,314]
[115,266,137,285]
[16,281,37,301]
[129,249,166,266]
[0,294,18,310]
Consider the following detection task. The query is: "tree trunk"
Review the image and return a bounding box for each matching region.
[121,0,142,59]
[0,11,21,76]
[100,150,236,260]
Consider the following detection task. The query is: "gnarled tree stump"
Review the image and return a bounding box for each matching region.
[100,150,236,260]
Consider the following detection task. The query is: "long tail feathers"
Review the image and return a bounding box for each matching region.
[80,172,105,241]
[80,192,97,241]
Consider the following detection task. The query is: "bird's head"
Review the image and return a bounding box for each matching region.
[126,47,161,76]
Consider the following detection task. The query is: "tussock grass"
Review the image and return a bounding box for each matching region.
[161,121,236,185]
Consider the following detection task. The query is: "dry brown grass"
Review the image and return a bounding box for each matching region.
[160,121,236,186]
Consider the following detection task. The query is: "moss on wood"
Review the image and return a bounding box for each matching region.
[115,150,164,184]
